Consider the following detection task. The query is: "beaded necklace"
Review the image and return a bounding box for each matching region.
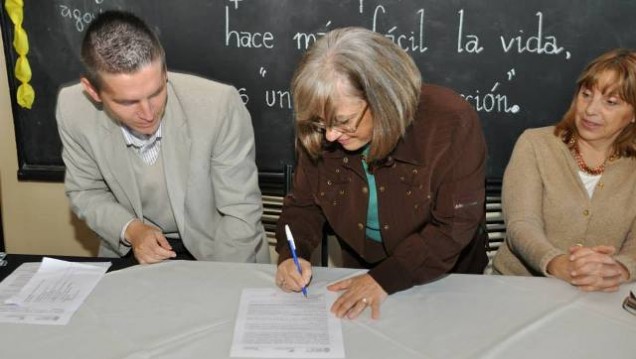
[571,139,616,176]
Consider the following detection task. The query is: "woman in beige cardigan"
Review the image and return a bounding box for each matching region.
[493,49,636,292]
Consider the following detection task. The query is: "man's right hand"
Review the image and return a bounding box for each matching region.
[125,220,176,264]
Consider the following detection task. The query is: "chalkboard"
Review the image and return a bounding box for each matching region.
[2,0,636,183]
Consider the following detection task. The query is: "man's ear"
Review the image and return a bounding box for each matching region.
[80,77,102,103]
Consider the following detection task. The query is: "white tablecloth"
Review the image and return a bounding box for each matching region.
[0,261,634,358]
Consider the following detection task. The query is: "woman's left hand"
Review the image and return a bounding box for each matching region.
[569,245,629,291]
[327,274,388,320]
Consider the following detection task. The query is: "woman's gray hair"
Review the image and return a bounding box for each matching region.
[292,27,421,162]
[81,10,166,90]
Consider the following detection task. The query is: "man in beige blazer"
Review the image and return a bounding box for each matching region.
[56,10,269,264]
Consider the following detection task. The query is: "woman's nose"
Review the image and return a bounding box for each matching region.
[584,97,601,116]
[325,127,342,142]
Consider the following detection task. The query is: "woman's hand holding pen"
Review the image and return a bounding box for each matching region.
[276,258,312,292]
[328,274,387,320]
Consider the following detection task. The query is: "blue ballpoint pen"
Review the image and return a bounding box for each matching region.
[284,224,308,297]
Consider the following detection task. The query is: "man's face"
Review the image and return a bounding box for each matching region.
[82,60,168,136]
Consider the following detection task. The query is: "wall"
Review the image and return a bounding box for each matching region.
[0,27,98,256]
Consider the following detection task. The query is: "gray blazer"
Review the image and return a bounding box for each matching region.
[56,72,270,263]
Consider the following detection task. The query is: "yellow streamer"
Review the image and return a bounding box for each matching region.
[5,0,34,109]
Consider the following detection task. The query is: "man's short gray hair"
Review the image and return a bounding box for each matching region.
[81,10,165,90]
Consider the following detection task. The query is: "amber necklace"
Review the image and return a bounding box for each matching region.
[571,139,616,176]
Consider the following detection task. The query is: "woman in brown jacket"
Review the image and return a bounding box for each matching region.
[275,27,488,319]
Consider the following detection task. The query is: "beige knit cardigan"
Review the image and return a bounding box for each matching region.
[493,126,636,279]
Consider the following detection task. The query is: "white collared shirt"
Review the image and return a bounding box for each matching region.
[121,123,163,165]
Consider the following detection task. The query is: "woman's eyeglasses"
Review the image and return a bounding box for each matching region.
[309,104,369,134]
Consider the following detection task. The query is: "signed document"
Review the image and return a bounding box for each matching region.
[230,288,345,358]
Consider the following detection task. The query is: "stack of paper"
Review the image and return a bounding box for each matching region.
[0,258,110,325]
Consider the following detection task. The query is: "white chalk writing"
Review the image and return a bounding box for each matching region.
[457,9,483,54]
[265,89,292,109]
[500,12,570,59]
[372,5,427,53]
[225,6,275,48]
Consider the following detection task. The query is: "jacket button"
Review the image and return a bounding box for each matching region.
[357,223,364,230]
[339,189,345,195]
[597,182,604,188]
[332,201,337,206]
[343,157,349,164]
[335,168,341,173]
[383,224,390,230]
[400,176,405,181]
[327,180,332,186]
[320,192,325,197]
[412,169,418,174]
[406,190,412,196]
[379,186,385,192]
[362,187,369,194]
[583,209,590,216]
[414,204,419,209]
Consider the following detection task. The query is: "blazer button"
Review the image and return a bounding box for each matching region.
[332,200,337,206]
[383,224,390,230]
[343,157,349,164]
[339,189,345,195]
[320,192,325,197]
[357,222,364,230]
[597,182,604,188]
[327,180,332,186]
[414,203,419,209]
[335,168,341,173]
[362,187,369,194]
[379,186,385,192]
[412,169,418,174]
[406,190,412,196]
[583,209,590,216]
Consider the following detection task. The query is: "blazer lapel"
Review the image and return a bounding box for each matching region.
[100,116,143,217]
[161,83,191,232]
